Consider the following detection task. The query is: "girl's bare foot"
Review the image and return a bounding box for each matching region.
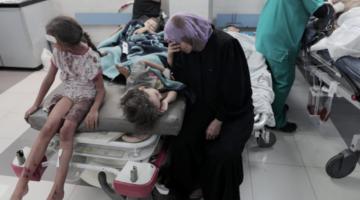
[47,187,64,200]
[10,184,29,200]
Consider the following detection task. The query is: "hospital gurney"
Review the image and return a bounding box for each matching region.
[11,80,272,200]
[299,49,360,179]
[11,81,186,200]
[227,31,277,148]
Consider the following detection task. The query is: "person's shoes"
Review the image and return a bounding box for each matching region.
[278,121,297,133]
[268,121,297,133]
[284,104,289,112]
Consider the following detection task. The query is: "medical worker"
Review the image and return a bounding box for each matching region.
[256,0,334,132]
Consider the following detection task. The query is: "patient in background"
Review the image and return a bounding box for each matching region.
[224,24,241,33]
[119,60,184,142]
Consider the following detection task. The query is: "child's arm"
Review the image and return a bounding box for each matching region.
[25,63,58,121]
[143,60,165,72]
[160,91,177,112]
[143,60,172,79]
[84,73,106,129]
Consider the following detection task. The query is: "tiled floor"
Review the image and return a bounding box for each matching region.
[0,68,360,200]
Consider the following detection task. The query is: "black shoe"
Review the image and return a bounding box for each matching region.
[284,104,289,112]
[279,121,297,133]
[268,121,297,133]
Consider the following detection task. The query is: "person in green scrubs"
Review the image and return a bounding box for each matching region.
[256,0,332,132]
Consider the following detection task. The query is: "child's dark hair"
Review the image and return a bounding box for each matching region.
[120,86,162,130]
[46,16,102,56]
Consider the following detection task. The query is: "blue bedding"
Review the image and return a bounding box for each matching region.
[317,50,360,83]
[97,20,167,80]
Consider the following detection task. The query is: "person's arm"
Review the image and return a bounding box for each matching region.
[167,42,181,66]
[116,64,130,79]
[143,60,165,72]
[143,60,172,79]
[160,91,177,112]
[25,63,58,121]
[84,73,105,129]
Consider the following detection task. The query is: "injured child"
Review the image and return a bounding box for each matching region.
[118,60,185,142]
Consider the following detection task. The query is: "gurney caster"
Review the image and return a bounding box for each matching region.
[326,149,359,178]
[326,134,360,178]
[255,129,276,148]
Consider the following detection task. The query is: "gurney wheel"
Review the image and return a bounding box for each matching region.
[325,149,359,178]
[256,131,276,148]
[98,172,126,200]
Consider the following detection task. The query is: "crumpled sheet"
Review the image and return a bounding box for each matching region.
[227,31,275,127]
[311,7,360,61]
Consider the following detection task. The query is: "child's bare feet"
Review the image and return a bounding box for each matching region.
[10,183,28,200]
[47,187,64,200]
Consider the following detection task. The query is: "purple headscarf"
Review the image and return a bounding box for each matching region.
[164,13,213,52]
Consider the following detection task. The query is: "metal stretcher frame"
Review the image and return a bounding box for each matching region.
[299,50,360,178]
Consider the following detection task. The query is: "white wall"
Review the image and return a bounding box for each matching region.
[213,0,266,17]
[168,0,212,20]
[50,0,131,43]
[47,0,266,43]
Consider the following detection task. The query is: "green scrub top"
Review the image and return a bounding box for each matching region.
[256,0,324,62]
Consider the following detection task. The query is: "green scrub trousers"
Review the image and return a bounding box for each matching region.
[256,0,324,128]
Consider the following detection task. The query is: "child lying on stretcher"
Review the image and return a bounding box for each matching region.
[117,60,185,142]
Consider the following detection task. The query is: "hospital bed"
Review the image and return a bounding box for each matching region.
[11,81,186,200]
[227,31,277,148]
[298,49,360,179]
[296,7,360,178]
[298,14,360,179]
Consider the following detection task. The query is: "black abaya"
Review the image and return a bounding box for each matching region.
[168,29,254,200]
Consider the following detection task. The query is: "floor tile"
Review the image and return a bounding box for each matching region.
[306,167,360,200]
[0,175,75,200]
[0,138,13,154]
[0,112,30,141]
[240,155,254,200]
[248,134,304,166]
[241,149,253,200]
[250,163,316,200]
[68,185,111,200]
[3,70,47,95]
[0,70,32,93]
[294,133,349,168]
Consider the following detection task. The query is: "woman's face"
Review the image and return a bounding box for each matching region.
[179,41,193,54]
[139,86,162,109]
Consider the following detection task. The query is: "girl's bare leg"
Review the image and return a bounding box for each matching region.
[47,120,77,200]
[11,97,73,200]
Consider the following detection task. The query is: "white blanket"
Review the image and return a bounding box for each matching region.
[311,7,360,60]
[227,31,275,126]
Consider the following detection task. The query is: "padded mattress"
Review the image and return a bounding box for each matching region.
[317,50,360,83]
[28,81,186,136]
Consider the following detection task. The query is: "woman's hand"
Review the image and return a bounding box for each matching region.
[84,109,99,130]
[206,119,223,140]
[168,42,181,54]
[24,105,39,122]
[167,42,181,66]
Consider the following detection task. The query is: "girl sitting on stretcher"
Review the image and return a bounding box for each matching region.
[11,16,105,200]
[118,60,185,142]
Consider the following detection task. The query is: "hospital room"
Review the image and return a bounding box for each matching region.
[1,0,360,199]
